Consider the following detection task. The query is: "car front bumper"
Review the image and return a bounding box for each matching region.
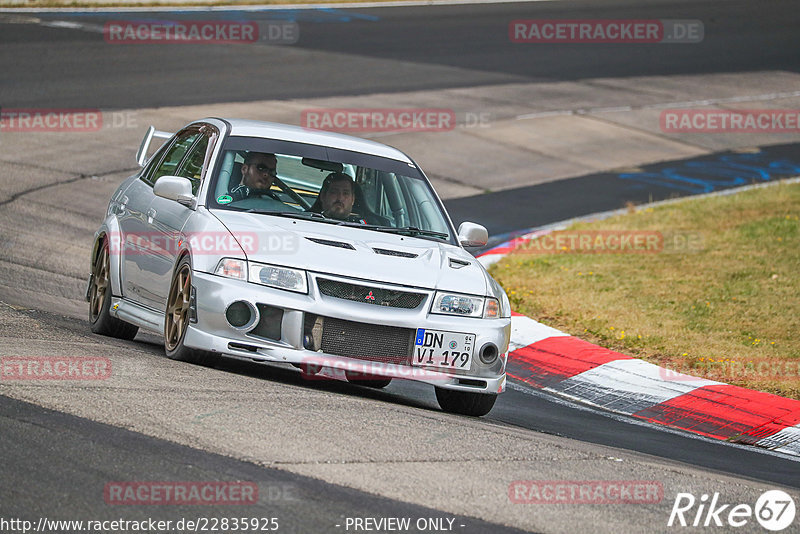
[184,270,511,394]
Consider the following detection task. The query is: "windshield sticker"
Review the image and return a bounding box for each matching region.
[217,194,233,204]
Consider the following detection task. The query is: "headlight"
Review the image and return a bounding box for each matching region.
[214,258,246,280]
[431,292,484,318]
[248,262,308,293]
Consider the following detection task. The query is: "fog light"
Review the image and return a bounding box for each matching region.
[479,343,499,365]
[225,301,257,330]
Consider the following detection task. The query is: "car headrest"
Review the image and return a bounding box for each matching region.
[229,162,243,189]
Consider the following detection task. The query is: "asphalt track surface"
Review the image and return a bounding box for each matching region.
[2,0,800,532]
[0,0,797,108]
[0,393,527,533]
[450,142,800,242]
[5,309,800,489]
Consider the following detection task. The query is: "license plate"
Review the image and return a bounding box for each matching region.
[412,329,474,369]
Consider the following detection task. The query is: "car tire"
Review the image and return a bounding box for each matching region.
[434,387,497,417]
[164,257,220,367]
[344,371,392,389]
[89,239,139,340]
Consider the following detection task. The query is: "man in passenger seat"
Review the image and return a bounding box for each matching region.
[230,152,278,201]
[310,172,360,221]
[309,172,388,225]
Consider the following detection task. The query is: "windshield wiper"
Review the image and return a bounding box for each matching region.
[240,211,445,239]
[243,209,328,221]
[334,220,384,230]
[374,226,449,240]
[243,210,386,230]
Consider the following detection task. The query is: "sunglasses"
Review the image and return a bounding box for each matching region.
[253,164,277,176]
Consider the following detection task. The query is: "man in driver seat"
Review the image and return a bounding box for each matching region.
[230,152,277,201]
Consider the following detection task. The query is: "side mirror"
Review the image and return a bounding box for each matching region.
[154,175,195,207]
[458,222,488,247]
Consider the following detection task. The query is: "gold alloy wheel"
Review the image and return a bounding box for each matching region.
[89,244,109,322]
[165,263,191,352]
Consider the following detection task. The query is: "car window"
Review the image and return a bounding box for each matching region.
[175,135,209,195]
[146,131,202,186]
[208,142,454,244]
[139,142,168,186]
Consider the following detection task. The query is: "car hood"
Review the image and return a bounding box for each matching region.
[211,210,490,294]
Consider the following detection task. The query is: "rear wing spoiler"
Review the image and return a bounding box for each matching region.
[136,126,173,167]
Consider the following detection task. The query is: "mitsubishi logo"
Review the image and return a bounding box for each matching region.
[365,291,376,301]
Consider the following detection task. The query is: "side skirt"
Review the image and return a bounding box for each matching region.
[110,297,164,333]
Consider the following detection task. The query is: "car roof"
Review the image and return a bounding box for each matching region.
[216,118,413,164]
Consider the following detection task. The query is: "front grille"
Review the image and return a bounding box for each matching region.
[319,317,415,364]
[317,278,425,309]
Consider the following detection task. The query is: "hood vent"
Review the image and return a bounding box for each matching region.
[306,237,355,250]
[373,247,418,259]
[449,258,471,269]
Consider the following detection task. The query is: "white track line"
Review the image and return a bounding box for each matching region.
[507,381,800,462]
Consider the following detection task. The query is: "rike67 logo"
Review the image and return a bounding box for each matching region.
[668,490,796,531]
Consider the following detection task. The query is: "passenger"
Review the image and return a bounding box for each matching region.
[309,172,390,225]
[309,172,363,222]
[230,152,277,200]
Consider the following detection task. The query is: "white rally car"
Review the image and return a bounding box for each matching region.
[88,118,511,416]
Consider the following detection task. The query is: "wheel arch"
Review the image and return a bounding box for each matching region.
[91,220,123,298]
[174,249,193,273]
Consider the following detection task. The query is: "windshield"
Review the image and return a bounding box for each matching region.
[207,137,455,244]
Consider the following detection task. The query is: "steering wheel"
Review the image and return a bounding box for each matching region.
[274,177,312,209]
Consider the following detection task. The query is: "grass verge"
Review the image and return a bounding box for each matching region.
[490,181,800,400]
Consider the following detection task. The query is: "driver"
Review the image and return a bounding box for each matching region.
[230,152,278,201]
[310,172,367,223]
